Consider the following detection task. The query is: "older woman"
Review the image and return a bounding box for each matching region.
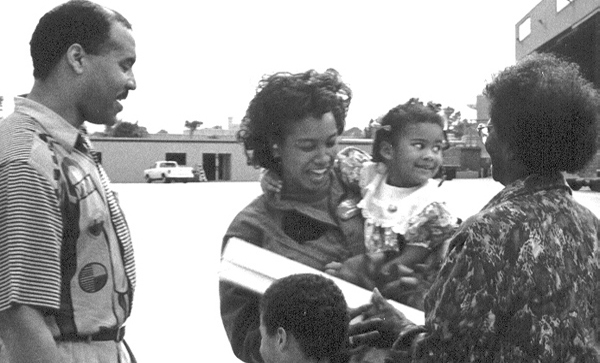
[220,69,365,363]
[354,53,600,362]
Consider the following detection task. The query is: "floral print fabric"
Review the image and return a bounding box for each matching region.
[401,173,600,362]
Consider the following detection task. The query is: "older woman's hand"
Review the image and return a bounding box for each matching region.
[348,289,414,349]
[379,262,434,304]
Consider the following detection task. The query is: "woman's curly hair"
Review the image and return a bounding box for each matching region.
[237,69,352,172]
[484,53,600,174]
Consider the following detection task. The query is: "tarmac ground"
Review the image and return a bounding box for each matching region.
[114,178,600,363]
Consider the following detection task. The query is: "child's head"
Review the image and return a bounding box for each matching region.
[259,274,349,363]
[373,98,446,188]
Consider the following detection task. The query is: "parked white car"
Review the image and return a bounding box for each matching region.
[144,161,195,183]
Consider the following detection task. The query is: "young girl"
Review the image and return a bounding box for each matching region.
[262,98,460,310]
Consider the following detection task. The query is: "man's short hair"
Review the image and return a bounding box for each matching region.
[30,0,132,80]
[260,274,349,362]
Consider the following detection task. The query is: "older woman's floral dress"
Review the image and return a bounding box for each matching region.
[397,173,600,362]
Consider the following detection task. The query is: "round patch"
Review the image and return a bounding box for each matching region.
[78,263,108,293]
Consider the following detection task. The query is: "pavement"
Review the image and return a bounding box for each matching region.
[113,179,599,363]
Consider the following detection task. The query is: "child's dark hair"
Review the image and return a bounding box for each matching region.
[372,98,446,162]
[260,274,349,363]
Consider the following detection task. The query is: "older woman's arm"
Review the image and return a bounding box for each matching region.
[399,219,509,361]
[351,220,504,361]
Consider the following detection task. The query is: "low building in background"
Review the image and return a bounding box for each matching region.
[91,137,374,183]
[91,133,492,183]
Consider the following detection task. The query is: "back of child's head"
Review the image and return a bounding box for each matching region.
[372,98,446,163]
[260,273,349,363]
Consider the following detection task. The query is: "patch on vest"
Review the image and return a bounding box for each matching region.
[78,263,108,293]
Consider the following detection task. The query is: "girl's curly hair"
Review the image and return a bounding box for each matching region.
[372,98,446,163]
[237,69,352,172]
[484,53,600,174]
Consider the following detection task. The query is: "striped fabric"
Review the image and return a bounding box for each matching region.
[80,135,136,291]
[0,126,63,312]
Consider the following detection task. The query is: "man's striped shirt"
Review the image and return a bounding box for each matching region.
[0,110,63,312]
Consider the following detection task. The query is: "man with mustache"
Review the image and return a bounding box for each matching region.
[0,1,137,362]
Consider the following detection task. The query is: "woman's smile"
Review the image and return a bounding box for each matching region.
[279,112,339,194]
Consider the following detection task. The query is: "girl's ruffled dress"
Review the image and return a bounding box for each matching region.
[337,147,460,309]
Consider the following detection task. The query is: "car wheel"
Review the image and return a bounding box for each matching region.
[162,174,170,183]
[145,175,152,183]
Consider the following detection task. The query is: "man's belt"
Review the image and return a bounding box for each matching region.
[54,326,125,342]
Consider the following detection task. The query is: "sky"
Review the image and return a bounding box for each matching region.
[0,0,541,134]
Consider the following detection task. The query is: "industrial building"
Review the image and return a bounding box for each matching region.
[91,136,373,183]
